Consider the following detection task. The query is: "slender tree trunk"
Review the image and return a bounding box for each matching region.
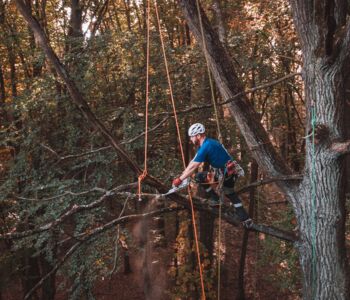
[40,257,56,300]
[199,211,214,261]
[0,64,6,122]
[237,160,258,300]
[7,43,16,123]
[212,0,226,45]
[123,0,132,31]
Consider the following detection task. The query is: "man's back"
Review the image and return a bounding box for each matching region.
[193,138,231,168]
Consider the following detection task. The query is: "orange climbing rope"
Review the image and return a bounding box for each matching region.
[154,1,206,299]
[137,0,151,201]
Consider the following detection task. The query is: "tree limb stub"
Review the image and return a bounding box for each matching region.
[330,140,350,156]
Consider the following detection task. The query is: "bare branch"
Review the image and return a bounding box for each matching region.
[1,183,137,239]
[154,73,302,116]
[106,192,297,242]
[13,185,125,202]
[220,73,302,106]
[24,240,82,300]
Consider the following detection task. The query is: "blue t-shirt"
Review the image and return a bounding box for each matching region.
[193,138,232,168]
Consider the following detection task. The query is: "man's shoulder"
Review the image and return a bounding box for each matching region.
[205,138,221,148]
[205,138,219,144]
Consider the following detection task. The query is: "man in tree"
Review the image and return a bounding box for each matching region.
[172,123,252,227]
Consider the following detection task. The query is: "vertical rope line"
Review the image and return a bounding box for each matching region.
[137,0,151,200]
[195,2,224,298]
[154,2,206,299]
[195,0,222,143]
[310,105,317,299]
[154,1,185,164]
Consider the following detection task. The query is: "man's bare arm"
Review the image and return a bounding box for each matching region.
[179,160,201,181]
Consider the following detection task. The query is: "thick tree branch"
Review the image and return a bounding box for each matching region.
[23,203,296,299]
[2,187,297,243]
[88,191,298,242]
[236,174,303,195]
[13,184,136,202]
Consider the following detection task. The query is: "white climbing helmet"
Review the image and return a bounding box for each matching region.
[188,123,205,137]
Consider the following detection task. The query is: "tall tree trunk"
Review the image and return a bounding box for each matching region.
[288,1,350,298]
[21,252,40,299]
[295,63,349,299]
[345,77,350,194]
[237,160,258,300]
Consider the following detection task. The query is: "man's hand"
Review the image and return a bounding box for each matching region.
[172,177,182,187]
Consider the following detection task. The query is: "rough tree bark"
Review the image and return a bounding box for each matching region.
[178,0,350,299]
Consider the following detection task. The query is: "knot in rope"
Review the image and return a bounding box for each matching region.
[138,170,148,201]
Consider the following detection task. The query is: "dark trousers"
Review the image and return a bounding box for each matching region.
[195,171,249,221]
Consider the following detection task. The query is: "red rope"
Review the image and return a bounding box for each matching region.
[138,0,151,201]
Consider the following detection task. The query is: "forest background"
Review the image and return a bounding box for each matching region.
[0,0,349,299]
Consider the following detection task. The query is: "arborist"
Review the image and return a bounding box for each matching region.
[172,123,252,228]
